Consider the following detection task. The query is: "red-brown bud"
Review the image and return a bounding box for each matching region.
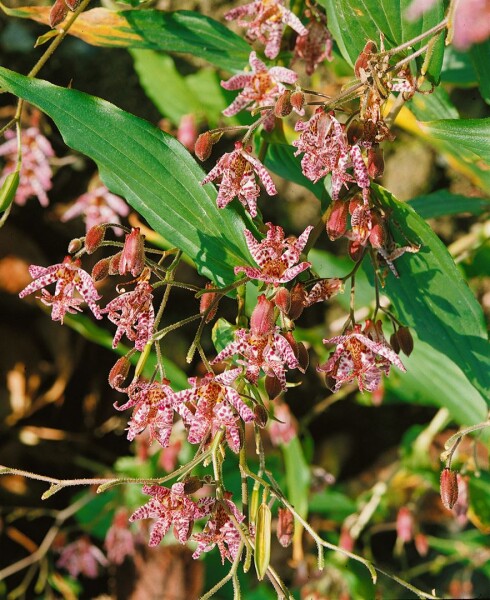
[119,228,145,277]
[199,283,219,323]
[396,507,413,544]
[274,287,291,315]
[85,224,106,254]
[92,257,111,281]
[265,373,282,400]
[297,342,309,372]
[250,294,275,337]
[354,40,377,78]
[348,240,363,262]
[274,90,292,117]
[195,131,213,161]
[288,283,307,321]
[254,404,269,428]
[64,0,81,10]
[369,222,385,249]
[67,238,83,254]
[367,147,384,178]
[290,90,305,113]
[108,356,131,390]
[108,251,121,275]
[326,200,349,240]
[440,468,459,510]
[397,326,414,357]
[50,0,68,26]
[183,477,203,495]
[347,120,364,145]
[414,533,429,557]
[277,507,294,548]
[390,331,401,354]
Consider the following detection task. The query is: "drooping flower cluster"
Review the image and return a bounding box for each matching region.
[225,0,307,59]
[318,320,406,393]
[56,536,108,578]
[0,126,54,207]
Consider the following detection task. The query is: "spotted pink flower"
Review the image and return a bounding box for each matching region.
[101,280,154,352]
[57,536,108,578]
[235,222,312,285]
[114,378,192,448]
[201,141,276,217]
[19,256,102,322]
[221,51,298,130]
[192,493,246,564]
[61,184,129,235]
[173,369,254,453]
[225,0,307,59]
[293,9,333,75]
[213,295,300,390]
[293,109,370,201]
[318,320,405,393]
[0,126,54,207]
[130,483,212,547]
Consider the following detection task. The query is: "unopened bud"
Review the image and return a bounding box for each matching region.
[85,224,106,254]
[277,507,294,548]
[274,91,292,117]
[288,283,306,321]
[440,468,459,510]
[254,503,272,581]
[64,0,81,10]
[254,404,268,428]
[250,295,275,337]
[119,228,145,277]
[354,40,377,78]
[108,251,121,275]
[250,486,260,523]
[414,533,429,556]
[274,287,291,315]
[369,222,385,249]
[68,238,83,254]
[49,0,68,26]
[397,326,414,356]
[347,120,364,145]
[367,147,384,178]
[348,240,363,262]
[108,356,131,389]
[290,90,305,114]
[199,283,219,323]
[183,477,203,495]
[390,331,401,354]
[326,200,349,240]
[92,257,111,281]
[265,373,282,400]
[297,342,309,372]
[396,507,413,544]
[195,131,213,161]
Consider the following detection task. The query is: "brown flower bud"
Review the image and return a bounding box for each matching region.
[326,200,349,240]
[348,240,363,262]
[288,283,307,321]
[64,0,81,10]
[297,342,309,373]
[250,295,275,337]
[274,287,291,315]
[50,0,68,27]
[274,90,292,117]
[92,257,111,281]
[397,326,414,356]
[347,120,364,145]
[199,283,219,323]
[265,373,282,400]
[290,90,305,113]
[277,507,294,548]
[183,477,203,495]
[68,238,83,254]
[108,251,121,275]
[367,147,384,178]
[254,404,269,428]
[354,40,377,78]
[369,221,385,249]
[108,356,131,389]
[390,331,401,354]
[195,131,213,161]
[119,228,145,277]
[85,224,106,254]
[440,468,459,510]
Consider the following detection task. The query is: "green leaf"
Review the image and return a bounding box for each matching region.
[408,85,459,120]
[319,0,445,83]
[282,437,310,520]
[469,471,490,532]
[374,184,490,401]
[0,6,251,72]
[441,46,477,85]
[408,190,490,219]
[212,317,236,354]
[470,40,490,105]
[420,117,490,166]
[0,68,253,286]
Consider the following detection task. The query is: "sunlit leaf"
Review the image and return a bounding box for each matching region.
[408,190,490,219]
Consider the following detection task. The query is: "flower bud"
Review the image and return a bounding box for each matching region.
[195,131,213,161]
[354,40,377,78]
[250,295,275,337]
[390,331,401,354]
[288,283,306,321]
[65,0,81,10]
[68,238,83,254]
[254,502,272,581]
[85,224,106,254]
[348,240,363,262]
[440,468,459,510]
[277,507,294,548]
[274,91,292,117]
[367,147,384,178]
[414,533,429,557]
[290,90,305,114]
[369,221,385,249]
[396,507,413,544]
[297,342,309,372]
[108,251,121,275]
[397,326,414,357]
[49,0,68,27]
[108,356,131,390]
[199,283,219,323]
[347,120,364,145]
[119,228,145,277]
[183,477,203,495]
[0,171,19,212]
[326,200,349,240]
[249,486,260,523]
[265,373,282,400]
[92,257,111,281]
[274,287,291,315]
[254,404,269,428]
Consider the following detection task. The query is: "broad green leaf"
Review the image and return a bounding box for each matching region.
[282,436,310,520]
[0,5,250,72]
[420,117,490,166]
[319,0,445,83]
[0,68,253,285]
[309,489,357,520]
[408,85,459,120]
[408,190,490,219]
[468,471,490,532]
[212,317,236,354]
[441,46,477,85]
[470,40,490,105]
[374,185,490,401]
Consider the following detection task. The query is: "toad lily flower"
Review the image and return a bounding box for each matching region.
[235,222,312,285]
[201,141,276,217]
[225,1,307,59]
[19,256,102,322]
[221,51,298,130]
[318,320,406,393]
